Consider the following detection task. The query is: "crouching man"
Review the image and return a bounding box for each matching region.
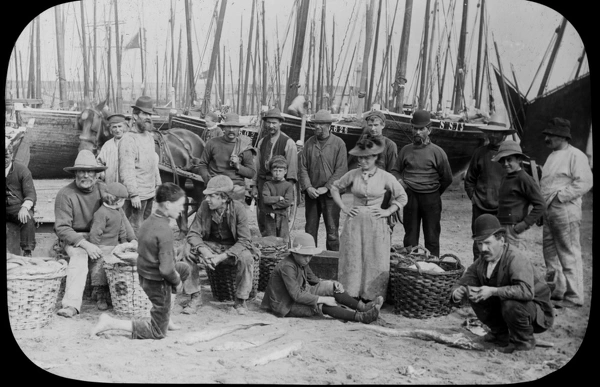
[451,214,554,353]
[261,232,383,324]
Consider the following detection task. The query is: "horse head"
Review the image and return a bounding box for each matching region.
[77,102,112,154]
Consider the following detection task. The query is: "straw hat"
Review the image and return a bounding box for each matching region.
[491,140,530,162]
[217,112,246,127]
[63,150,107,173]
[262,108,285,121]
[542,117,571,140]
[130,96,154,115]
[410,110,431,128]
[472,214,504,241]
[311,109,335,123]
[289,232,322,255]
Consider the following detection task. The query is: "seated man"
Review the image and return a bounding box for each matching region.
[5,143,37,257]
[186,175,259,315]
[451,214,554,353]
[261,232,383,324]
[54,150,133,317]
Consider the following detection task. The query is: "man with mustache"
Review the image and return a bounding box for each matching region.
[298,109,348,251]
[55,150,134,318]
[451,214,554,353]
[391,110,452,257]
[464,114,516,261]
[97,113,129,184]
[251,108,298,236]
[118,96,162,235]
[198,112,256,202]
[539,118,593,309]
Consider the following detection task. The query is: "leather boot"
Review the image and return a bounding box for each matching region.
[234,298,248,315]
[182,292,202,315]
[95,286,109,311]
[356,296,384,312]
[354,304,381,324]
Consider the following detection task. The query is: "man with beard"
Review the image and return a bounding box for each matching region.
[54,150,125,317]
[251,108,298,236]
[539,118,593,309]
[118,96,162,235]
[391,110,452,257]
[298,109,348,251]
[198,112,256,201]
[97,114,128,184]
[464,114,516,260]
[451,214,554,353]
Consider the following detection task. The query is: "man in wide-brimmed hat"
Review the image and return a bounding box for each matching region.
[451,214,554,353]
[539,117,593,309]
[118,96,162,235]
[252,107,298,236]
[55,150,132,317]
[186,175,260,314]
[198,112,256,201]
[298,109,348,251]
[391,109,452,257]
[491,140,545,249]
[97,113,128,184]
[464,113,517,261]
[261,232,383,324]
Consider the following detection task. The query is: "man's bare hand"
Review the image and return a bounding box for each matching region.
[81,240,103,260]
[131,196,142,209]
[452,286,468,302]
[307,187,320,199]
[18,207,32,224]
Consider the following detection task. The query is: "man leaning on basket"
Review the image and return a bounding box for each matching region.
[55,150,133,318]
[450,214,554,353]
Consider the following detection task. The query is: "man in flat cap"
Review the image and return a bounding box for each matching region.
[451,214,554,353]
[97,113,129,184]
[391,110,452,257]
[540,117,593,309]
[298,109,348,251]
[118,96,162,235]
[252,108,298,236]
[354,110,397,172]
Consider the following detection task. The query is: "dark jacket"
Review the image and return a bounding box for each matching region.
[497,169,545,227]
[260,254,322,317]
[464,143,505,211]
[453,244,554,330]
[6,162,36,208]
[298,134,348,192]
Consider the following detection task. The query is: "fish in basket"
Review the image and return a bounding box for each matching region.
[7,254,68,330]
[388,245,465,319]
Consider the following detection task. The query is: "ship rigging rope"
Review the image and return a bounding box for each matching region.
[524,31,556,98]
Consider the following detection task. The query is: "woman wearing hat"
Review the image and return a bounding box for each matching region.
[330,136,408,302]
[491,140,545,249]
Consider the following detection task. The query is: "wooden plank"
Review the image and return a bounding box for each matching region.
[32,179,72,224]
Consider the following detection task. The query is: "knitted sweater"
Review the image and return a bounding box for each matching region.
[89,204,136,246]
[497,169,545,227]
[392,142,453,194]
[464,143,506,211]
[197,136,256,187]
[262,179,295,215]
[54,181,105,246]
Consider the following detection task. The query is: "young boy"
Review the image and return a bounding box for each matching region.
[90,183,191,340]
[491,140,545,250]
[261,155,295,241]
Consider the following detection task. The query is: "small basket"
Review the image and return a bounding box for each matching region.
[103,262,152,318]
[206,257,260,302]
[254,236,288,292]
[7,260,67,330]
[389,246,464,319]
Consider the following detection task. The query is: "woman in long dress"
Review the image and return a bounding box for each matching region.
[330,136,408,302]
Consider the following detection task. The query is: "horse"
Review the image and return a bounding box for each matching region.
[77,103,111,153]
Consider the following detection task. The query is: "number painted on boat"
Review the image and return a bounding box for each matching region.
[440,121,464,131]
[331,125,348,134]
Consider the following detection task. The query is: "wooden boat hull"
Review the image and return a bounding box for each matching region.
[168,114,260,143]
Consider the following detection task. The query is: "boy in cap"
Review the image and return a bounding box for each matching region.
[491,140,545,249]
[261,155,295,241]
[201,111,224,142]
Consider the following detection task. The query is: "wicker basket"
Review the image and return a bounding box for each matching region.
[7,260,67,330]
[206,257,260,302]
[389,246,464,319]
[254,236,288,292]
[103,262,152,318]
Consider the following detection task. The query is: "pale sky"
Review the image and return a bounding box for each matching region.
[5,0,589,112]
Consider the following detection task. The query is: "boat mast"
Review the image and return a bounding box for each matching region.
[537,17,567,97]
[356,0,375,115]
[27,21,35,99]
[451,0,468,114]
[93,0,98,101]
[261,0,268,107]
[284,0,310,110]
[392,0,413,113]
[366,0,382,109]
[54,5,67,109]
[13,48,19,99]
[242,0,256,115]
[202,0,228,113]
[417,0,431,110]
[184,0,196,108]
[237,17,243,112]
[474,0,485,109]
[80,1,89,101]
[574,48,586,79]
[170,0,176,97]
[36,15,41,102]
[316,0,326,110]
[425,0,438,111]
[437,0,457,112]
[114,0,123,112]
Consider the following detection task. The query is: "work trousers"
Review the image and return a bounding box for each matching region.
[470,297,543,347]
[543,200,584,304]
[402,189,442,257]
[6,204,36,251]
[131,262,190,340]
[61,244,115,312]
[304,193,341,251]
[264,213,290,241]
[123,197,154,236]
[471,205,497,261]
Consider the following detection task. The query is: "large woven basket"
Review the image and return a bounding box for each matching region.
[253,236,288,292]
[206,257,260,302]
[389,246,464,319]
[103,262,152,318]
[7,260,68,330]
